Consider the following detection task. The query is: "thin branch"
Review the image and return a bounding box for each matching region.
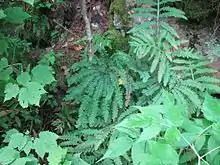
[52,19,78,37]
[81,0,94,60]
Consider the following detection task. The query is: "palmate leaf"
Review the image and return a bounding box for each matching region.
[4,7,31,24]
[31,64,55,85]
[0,147,19,165]
[4,83,19,102]
[16,72,31,86]
[8,133,28,151]
[18,82,46,108]
[34,131,59,158]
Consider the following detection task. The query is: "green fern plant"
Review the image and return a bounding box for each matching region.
[59,107,138,165]
[65,34,131,128]
[129,0,220,110]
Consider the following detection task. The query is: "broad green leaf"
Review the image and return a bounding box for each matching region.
[23,141,33,155]
[115,126,139,138]
[202,94,220,122]
[23,0,35,6]
[149,141,179,165]
[135,105,165,114]
[0,9,6,19]
[212,123,220,142]
[195,135,206,152]
[18,82,46,108]
[0,147,19,165]
[32,64,55,85]
[0,58,8,70]
[165,104,185,127]
[137,124,161,142]
[47,146,67,165]
[132,142,148,165]
[34,131,59,158]
[116,113,151,128]
[100,136,133,160]
[0,58,12,81]
[133,106,163,127]
[164,127,180,147]
[181,119,203,133]
[3,129,19,143]
[207,136,220,162]
[0,38,8,54]
[131,141,161,165]
[17,72,31,86]
[213,155,220,165]
[4,83,19,102]
[162,90,175,107]
[8,133,28,151]
[179,132,197,149]
[12,157,33,165]
[39,131,59,143]
[4,7,31,24]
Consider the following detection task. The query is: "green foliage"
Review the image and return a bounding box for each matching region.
[65,34,130,128]
[2,57,56,108]
[101,93,220,165]
[1,0,220,164]
[0,130,68,165]
[129,0,220,111]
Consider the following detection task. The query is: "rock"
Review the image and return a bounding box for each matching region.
[125,0,136,8]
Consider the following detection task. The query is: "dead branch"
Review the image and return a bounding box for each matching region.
[81,0,94,60]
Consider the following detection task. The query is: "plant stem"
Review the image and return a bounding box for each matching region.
[201,145,220,159]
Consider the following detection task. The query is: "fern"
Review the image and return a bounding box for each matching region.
[128,0,220,111]
[65,35,130,128]
[129,0,187,83]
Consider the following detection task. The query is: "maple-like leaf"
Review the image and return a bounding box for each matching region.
[31,64,55,85]
[18,82,46,108]
[4,83,19,102]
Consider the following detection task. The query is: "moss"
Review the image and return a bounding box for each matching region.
[108,0,130,29]
[107,29,129,52]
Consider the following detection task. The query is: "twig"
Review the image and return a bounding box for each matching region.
[81,0,94,61]
[212,4,220,37]
[52,19,78,37]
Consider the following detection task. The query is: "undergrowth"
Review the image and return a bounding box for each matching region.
[1,0,220,165]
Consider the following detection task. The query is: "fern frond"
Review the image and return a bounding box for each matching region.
[160,6,187,19]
